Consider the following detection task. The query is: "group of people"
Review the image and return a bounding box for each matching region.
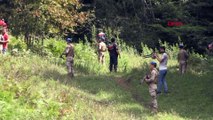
[60,32,121,78]
[60,31,190,114]
[0,19,9,54]
[97,32,120,72]
[141,44,189,113]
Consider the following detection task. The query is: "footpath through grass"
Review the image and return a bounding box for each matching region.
[0,54,212,120]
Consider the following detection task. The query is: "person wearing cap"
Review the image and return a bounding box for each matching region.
[141,61,159,113]
[60,38,75,78]
[178,44,189,74]
[98,32,106,41]
[154,46,169,94]
[97,38,107,64]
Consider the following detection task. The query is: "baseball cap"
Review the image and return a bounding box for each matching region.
[150,61,157,67]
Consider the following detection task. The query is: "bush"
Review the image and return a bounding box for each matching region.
[44,38,67,57]
[8,37,27,51]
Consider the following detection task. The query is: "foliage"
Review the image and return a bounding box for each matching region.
[8,36,27,51]
[0,0,93,38]
[94,0,213,53]
[0,42,213,119]
[44,38,67,57]
[1,0,213,53]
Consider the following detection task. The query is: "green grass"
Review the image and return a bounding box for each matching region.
[1,40,213,120]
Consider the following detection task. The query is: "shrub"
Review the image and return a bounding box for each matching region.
[8,37,27,51]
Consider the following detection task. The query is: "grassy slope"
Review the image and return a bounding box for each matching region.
[0,53,213,120]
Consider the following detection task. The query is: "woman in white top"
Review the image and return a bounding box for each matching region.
[155,46,169,94]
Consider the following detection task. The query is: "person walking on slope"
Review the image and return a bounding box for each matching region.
[154,46,169,94]
[178,44,189,74]
[60,38,75,78]
[108,38,120,72]
[97,38,107,64]
[141,61,159,113]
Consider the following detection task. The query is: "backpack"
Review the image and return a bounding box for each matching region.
[107,43,115,51]
[101,43,107,52]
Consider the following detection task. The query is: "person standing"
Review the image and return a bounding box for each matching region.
[178,44,189,74]
[155,46,169,94]
[0,28,5,54]
[141,61,159,113]
[60,38,75,78]
[1,29,9,54]
[97,38,107,64]
[108,38,120,72]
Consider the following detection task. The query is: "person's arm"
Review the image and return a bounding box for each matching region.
[184,50,189,60]
[156,54,163,63]
[98,43,102,51]
[145,70,156,83]
[60,47,69,58]
[115,44,121,57]
[72,45,75,58]
[177,52,180,62]
[4,34,9,43]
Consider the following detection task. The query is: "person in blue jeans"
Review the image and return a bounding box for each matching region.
[155,46,169,94]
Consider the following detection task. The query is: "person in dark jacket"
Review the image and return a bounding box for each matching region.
[108,38,120,72]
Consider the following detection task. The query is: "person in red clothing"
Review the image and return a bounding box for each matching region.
[0,29,9,54]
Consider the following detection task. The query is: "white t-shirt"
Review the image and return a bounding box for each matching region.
[159,53,168,70]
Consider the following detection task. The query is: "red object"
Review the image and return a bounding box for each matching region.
[3,33,9,49]
[0,20,7,27]
[167,21,184,27]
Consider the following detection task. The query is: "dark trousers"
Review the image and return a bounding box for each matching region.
[109,55,118,72]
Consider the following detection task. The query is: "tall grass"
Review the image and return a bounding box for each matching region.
[1,34,213,120]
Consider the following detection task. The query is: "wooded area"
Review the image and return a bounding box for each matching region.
[0,0,213,53]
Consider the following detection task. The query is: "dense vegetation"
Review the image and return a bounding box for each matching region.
[0,37,213,119]
[95,0,213,53]
[1,0,213,53]
[0,0,213,119]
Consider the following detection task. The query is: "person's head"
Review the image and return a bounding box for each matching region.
[179,44,184,49]
[159,46,165,53]
[150,61,157,70]
[111,38,116,43]
[66,38,72,44]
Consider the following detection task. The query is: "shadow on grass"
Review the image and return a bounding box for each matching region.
[126,65,213,120]
[40,68,152,118]
[39,60,213,120]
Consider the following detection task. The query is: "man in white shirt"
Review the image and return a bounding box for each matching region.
[98,38,107,64]
[155,46,169,94]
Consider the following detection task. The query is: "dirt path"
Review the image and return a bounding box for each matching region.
[115,78,131,90]
[115,77,148,107]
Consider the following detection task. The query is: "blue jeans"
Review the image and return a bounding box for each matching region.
[2,48,7,54]
[157,70,168,93]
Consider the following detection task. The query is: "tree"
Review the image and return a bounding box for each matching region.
[0,0,93,46]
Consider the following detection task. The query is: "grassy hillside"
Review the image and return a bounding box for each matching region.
[0,39,213,120]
